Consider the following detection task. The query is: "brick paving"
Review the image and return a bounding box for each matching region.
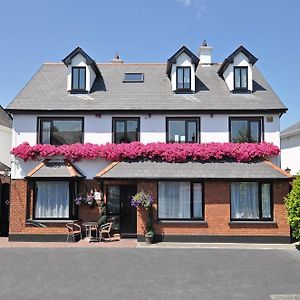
[0,236,137,248]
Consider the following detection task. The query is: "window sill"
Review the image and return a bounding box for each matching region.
[30,219,79,224]
[174,89,194,94]
[229,221,277,228]
[69,90,88,94]
[158,220,207,225]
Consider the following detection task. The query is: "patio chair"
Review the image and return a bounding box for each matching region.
[99,222,113,242]
[66,223,82,242]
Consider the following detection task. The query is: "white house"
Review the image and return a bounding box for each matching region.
[281,121,300,175]
[0,106,12,170]
[6,43,292,243]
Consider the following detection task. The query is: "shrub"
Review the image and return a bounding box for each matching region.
[284,175,300,240]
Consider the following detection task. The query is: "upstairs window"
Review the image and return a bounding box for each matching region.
[234,66,248,90]
[72,67,86,91]
[39,118,84,145]
[176,67,191,91]
[167,118,199,143]
[230,117,262,143]
[113,118,140,144]
[123,73,144,83]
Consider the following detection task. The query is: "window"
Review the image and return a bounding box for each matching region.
[158,181,203,220]
[167,118,199,143]
[230,182,272,221]
[234,66,248,90]
[72,67,86,91]
[230,117,262,143]
[176,67,191,90]
[123,73,144,82]
[39,118,84,145]
[113,118,140,144]
[34,181,76,219]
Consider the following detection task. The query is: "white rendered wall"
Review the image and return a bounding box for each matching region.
[281,134,300,175]
[66,53,96,92]
[223,52,253,92]
[0,125,12,167]
[11,113,281,179]
[171,52,196,92]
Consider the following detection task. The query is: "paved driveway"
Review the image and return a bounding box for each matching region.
[0,248,299,300]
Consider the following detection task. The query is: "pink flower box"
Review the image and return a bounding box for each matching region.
[11,142,280,163]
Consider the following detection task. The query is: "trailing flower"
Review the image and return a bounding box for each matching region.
[11,142,280,163]
[130,191,154,208]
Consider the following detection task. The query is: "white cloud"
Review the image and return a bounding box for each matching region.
[177,0,192,6]
[177,0,208,17]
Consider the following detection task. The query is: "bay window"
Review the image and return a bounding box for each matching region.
[158,181,203,220]
[38,118,83,145]
[34,181,76,219]
[167,118,199,143]
[230,182,272,221]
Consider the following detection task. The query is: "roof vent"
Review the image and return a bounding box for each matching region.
[111,52,124,63]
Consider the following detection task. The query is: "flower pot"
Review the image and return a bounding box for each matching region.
[145,235,154,245]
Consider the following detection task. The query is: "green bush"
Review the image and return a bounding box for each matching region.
[284,175,300,240]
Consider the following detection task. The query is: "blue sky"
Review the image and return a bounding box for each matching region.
[0,0,299,129]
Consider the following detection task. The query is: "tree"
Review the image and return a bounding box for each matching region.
[284,175,300,241]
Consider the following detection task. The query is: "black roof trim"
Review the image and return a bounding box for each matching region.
[217,45,258,76]
[166,46,200,76]
[62,46,101,76]
[6,108,287,115]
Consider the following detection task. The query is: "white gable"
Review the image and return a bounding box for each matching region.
[170,52,196,92]
[223,52,253,92]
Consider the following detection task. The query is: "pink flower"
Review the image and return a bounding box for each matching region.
[11,142,280,163]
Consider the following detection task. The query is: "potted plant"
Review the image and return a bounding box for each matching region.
[74,189,97,208]
[130,190,155,244]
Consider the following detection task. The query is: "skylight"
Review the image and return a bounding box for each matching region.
[123,73,144,83]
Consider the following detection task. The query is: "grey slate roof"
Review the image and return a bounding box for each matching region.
[29,161,84,178]
[0,162,10,172]
[7,63,286,112]
[98,160,290,179]
[281,121,300,138]
[0,106,12,128]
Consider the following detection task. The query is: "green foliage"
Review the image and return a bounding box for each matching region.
[284,175,300,240]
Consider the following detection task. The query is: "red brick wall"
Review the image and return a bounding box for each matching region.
[137,180,290,237]
[9,179,101,235]
[9,179,290,239]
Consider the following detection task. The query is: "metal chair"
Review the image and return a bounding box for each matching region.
[66,223,82,242]
[99,222,113,242]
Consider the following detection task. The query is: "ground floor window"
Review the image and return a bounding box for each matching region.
[230,182,272,220]
[34,181,73,219]
[158,181,203,220]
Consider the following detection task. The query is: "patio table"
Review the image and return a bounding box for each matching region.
[82,222,98,241]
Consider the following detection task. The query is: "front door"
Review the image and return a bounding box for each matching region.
[107,185,137,237]
[0,183,10,237]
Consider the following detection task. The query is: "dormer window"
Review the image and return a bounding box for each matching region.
[234,66,248,90]
[166,46,199,93]
[72,67,86,91]
[176,67,191,91]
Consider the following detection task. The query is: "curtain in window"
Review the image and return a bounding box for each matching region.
[158,181,190,219]
[35,181,69,218]
[231,182,259,219]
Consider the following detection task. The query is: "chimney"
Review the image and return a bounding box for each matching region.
[110,52,124,63]
[198,40,212,64]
